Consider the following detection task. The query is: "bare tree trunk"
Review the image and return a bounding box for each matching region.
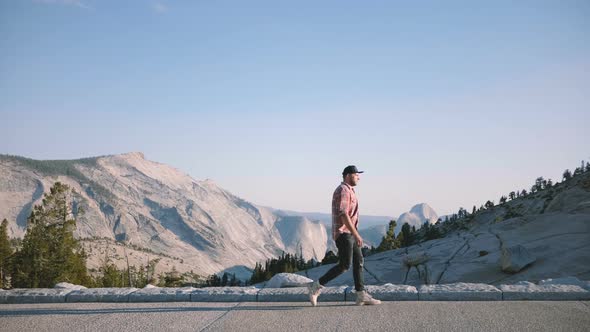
[124,246,131,287]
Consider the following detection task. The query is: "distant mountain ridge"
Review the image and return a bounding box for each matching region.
[271,203,446,251]
[0,153,327,278]
[395,203,439,233]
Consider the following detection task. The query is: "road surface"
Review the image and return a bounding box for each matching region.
[1,301,589,331]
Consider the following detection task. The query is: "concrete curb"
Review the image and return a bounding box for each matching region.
[348,284,419,301]
[66,288,138,302]
[190,287,258,302]
[0,289,71,304]
[500,283,590,300]
[1,283,589,304]
[129,287,195,302]
[419,283,502,301]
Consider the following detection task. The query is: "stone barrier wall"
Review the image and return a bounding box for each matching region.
[1,282,589,304]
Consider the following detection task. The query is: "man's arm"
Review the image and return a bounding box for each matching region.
[340,213,363,247]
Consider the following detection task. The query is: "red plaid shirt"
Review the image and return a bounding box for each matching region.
[331,182,359,241]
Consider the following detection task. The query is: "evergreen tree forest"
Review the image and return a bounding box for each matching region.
[249,251,318,285]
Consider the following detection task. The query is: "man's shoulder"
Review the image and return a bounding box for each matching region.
[334,182,352,194]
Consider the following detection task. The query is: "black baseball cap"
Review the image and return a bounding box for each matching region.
[342,165,364,176]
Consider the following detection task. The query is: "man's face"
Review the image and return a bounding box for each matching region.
[346,173,360,186]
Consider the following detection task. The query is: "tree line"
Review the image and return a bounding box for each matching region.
[249,251,318,285]
[371,159,590,254]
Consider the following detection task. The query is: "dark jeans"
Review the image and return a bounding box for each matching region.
[319,233,365,291]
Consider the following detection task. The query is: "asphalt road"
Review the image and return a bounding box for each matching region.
[0,301,589,332]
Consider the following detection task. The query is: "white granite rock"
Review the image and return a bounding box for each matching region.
[258,286,346,302]
[349,284,418,301]
[191,287,258,302]
[500,283,590,300]
[66,288,139,302]
[418,283,502,301]
[0,288,73,304]
[265,273,313,288]
[54,282,87,290]
[129,287,195,302]
[500,245,536,273]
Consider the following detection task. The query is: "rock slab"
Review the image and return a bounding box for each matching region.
[500,245,536,273]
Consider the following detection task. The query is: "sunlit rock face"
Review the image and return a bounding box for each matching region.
[0,153,327,278]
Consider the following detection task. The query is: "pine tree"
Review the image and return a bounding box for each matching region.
[425,223,441,240]
[395,231,404,248]
[11,182,91,288]
[0,219,13,288]
[563,169,572,181]
[456,208,464,218]
[164,266,183,287]
[376,220,399,252]
[221,272,229,286]
[321,251,338,265]
[535,177,545,192]
[100,262,124,287]
[400,223,413,247]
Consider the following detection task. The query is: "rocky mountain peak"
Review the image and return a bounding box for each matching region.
[118,151,145,160]
[0,153,328,278]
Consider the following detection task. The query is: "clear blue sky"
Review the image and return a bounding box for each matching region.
[1,0,589,217]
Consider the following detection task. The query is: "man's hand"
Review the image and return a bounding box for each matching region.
[354,233,363,247]
[340,214,363,247]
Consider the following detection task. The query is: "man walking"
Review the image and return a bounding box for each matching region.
[307,165,381,306]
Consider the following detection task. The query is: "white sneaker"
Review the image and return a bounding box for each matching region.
[355,290,381,305]
[307,281,323,306]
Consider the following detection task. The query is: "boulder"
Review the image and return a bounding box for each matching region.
[265,273,312,288]
[500,245,536,273]
[402,251,429,267]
